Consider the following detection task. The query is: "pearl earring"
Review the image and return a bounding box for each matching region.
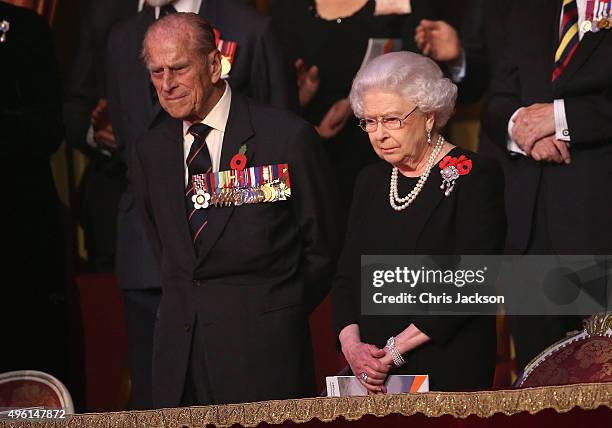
[427,128,432,144]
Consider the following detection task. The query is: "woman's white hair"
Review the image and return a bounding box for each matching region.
[349,51,458,128]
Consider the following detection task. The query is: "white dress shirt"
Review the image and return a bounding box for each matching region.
[507,0,586,155]
[182,83,232,186]
[138,0,202,17]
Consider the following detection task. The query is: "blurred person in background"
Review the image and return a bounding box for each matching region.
[63,0,141,272]
[271,0,445,224]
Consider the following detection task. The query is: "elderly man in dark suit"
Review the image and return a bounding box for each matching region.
[482,0,612,370]
[131,13,338,407]
[106,0,297,408]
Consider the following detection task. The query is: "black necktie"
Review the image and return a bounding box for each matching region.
[185,124,213,244]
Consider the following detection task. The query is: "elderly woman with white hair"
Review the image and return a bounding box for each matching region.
[332,52,506,392]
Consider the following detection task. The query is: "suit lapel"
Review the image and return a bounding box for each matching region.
[554,29,609,87]
[550,0,609,87]
[157,114,197,261]
[195,92,254,264]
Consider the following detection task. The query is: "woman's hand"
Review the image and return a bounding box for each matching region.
[368,351,395,394]
[339,324,392,393]
[343,341,392,393]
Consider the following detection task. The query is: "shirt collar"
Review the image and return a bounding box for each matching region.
[183,82,232,136]
[139,0,202,18]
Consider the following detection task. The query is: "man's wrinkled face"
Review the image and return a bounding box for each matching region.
[146,34,216,122]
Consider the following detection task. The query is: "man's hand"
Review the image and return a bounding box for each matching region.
[91,98,117,151]
[531,136,571,164]
[295,58,320,108]
[511,103,555,155]
[414,19,461,65]
[316,98,352,139]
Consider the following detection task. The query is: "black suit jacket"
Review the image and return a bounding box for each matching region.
[107,0,298,290]
[482,0,612,253]
[131,91,340,406]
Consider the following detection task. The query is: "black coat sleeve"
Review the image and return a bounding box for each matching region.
[62,0,103,154]
[564,88,612,145]
[455,0,488,104]
[105,24,128,154]
[250,17,299,113]
[288,122,341,312]
[130,137,162,264]
[480,3,523,149]
[332,170,369,338]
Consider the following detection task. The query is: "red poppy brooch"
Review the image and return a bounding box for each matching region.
[230,144,248,170]
[439,154,472,196]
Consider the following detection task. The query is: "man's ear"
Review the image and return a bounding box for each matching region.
[208,50,222,83]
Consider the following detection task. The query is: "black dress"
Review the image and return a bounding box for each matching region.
[332,147,507,391]
[270,0,442,217]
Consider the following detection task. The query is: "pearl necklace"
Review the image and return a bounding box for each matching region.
[389,135,445,211]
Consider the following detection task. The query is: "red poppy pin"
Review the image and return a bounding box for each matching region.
[230,144,248,171]
[439,155,472,196]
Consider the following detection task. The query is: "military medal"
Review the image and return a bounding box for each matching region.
[581,20,592,32]
[584,0,612,32]
[191,189,210,209]
[0,20,9,44]
[213,28,237,78]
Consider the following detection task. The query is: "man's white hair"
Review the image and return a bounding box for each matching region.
[349,51,458,128]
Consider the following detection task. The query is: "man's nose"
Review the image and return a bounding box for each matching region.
[162,70,177,92]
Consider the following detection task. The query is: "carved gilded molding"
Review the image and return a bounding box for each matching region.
[1,382,611,428]
[585,313,612,337]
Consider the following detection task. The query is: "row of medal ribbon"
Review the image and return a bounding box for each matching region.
[192,163,291,207]
[581,0,612,32]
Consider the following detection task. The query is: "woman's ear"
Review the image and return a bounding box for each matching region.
[425,112,436,133]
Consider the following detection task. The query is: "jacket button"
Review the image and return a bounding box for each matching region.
[184,324,191,332]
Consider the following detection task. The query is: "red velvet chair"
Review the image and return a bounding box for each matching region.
[515,314,612,388]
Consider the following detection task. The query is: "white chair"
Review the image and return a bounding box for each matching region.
[0,370,74,413]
